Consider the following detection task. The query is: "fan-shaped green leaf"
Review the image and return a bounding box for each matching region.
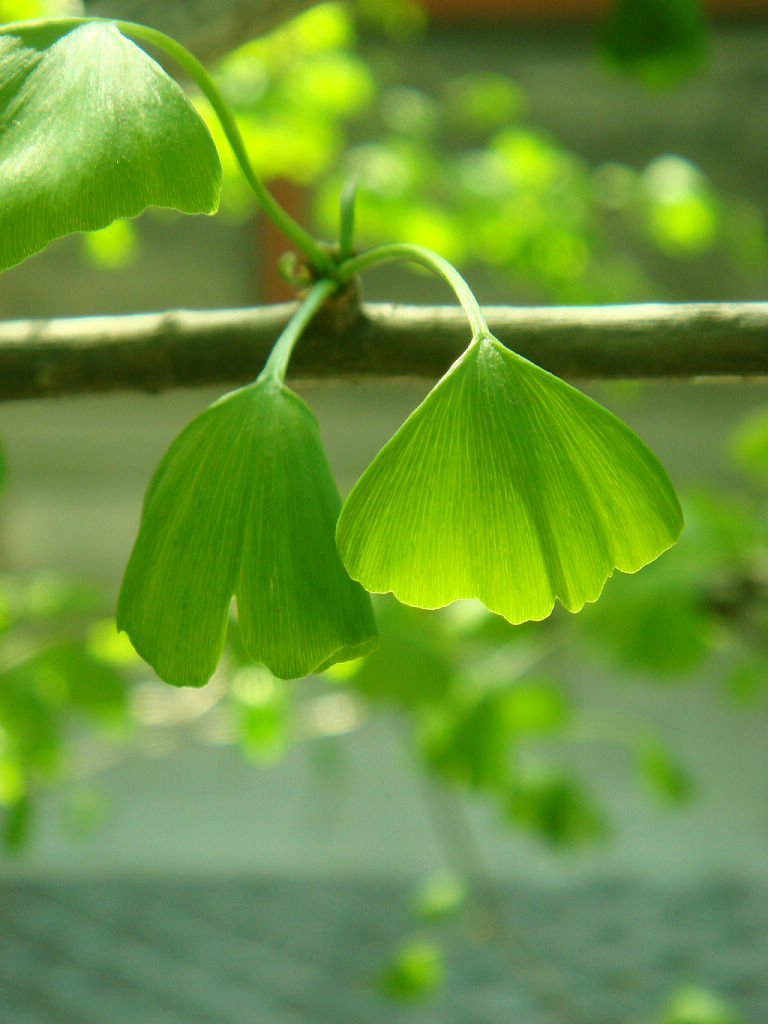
[118,381,377,686]
[0,20,221,270]
[337,336,683,624]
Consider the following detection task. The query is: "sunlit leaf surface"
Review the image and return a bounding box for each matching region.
[0,20,221,270]
[118,381,377,686]
[337,336,683,624]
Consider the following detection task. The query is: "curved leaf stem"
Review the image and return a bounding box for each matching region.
[0,17,336,277]
[337,243,490,339]
[259,278,338,384]
[114,21,337,277]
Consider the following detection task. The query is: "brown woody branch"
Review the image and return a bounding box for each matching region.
[2,301,768,402]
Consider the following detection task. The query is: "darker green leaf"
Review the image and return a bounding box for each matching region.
[348,600,453,709]
[2,794,32,854]
[638,742,693,805]
[43,644,127,720]
[580,560,710,675]
[0,20,221,270]
[600,0,707,86]
[422,690,512,791]
[118,380,377,686]
[506,771,607,846]
[0,668,60,774]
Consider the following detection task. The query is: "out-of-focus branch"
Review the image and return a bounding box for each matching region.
[2,301,768,401]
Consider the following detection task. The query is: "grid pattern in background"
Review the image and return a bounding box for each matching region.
[1,877,767,1023]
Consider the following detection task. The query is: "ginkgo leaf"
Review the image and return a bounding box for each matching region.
[0,20,221,270]
[336,335,683,624]
[117,380,377,686]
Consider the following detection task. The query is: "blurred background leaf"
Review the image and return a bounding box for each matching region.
[657,985,743,1024]
[375,937,445,1001]
[600,0,707,86]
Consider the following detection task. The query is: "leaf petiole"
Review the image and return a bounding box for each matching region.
[260,278,338,385]
[337,243,491,340]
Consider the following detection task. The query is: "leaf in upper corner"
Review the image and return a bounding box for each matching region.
[600,0,707,87]
[0,20,221,270]
[337,335,683,625]
[118,380,377,687]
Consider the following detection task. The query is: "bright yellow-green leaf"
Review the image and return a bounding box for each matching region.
[413,872,466,922]
[1,1,75,20]
[376,939,444,1001]
[337,336,683,624]
[659,986,740,1024]
[86,619,142,667]
[82,219,137,269]
[0,20,221,270]
[118,381,377,687]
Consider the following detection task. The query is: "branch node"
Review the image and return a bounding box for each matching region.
[310,275,363,337]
